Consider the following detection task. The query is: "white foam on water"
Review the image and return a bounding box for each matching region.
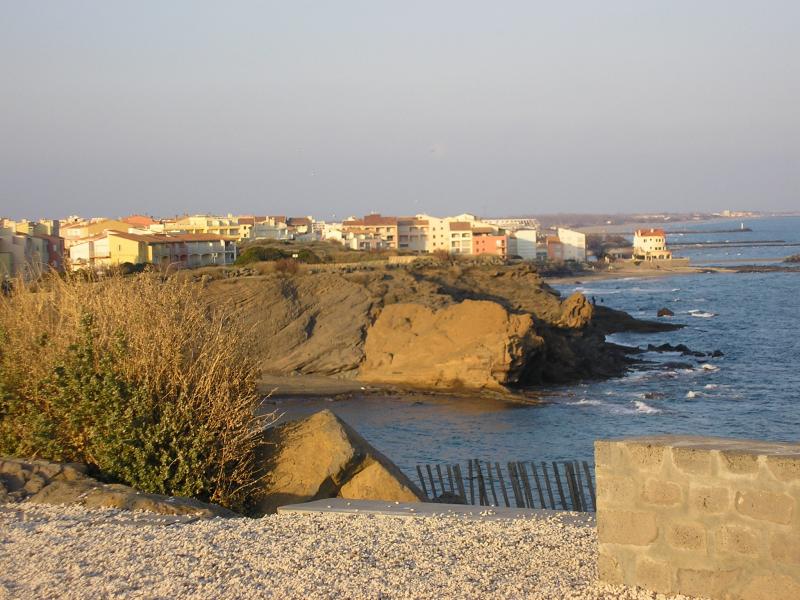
[633,400,662,414]
[686,391,699,398]
[571,399,604,407]
[704,384,718,390]
[688,309,716,318]
[702,363,718,371]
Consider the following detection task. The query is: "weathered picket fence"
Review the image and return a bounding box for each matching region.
[415,459,596,512]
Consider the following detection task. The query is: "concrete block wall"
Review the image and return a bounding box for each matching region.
[595,436,800,600]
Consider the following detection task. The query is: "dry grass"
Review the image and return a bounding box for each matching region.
[0,271,275,511]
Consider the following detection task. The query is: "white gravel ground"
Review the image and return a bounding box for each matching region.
[0,504,699,600]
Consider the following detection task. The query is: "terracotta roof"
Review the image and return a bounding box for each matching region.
[345,214,398,227]
[106,231,235,244]
[449,222,471,231]
[635,228,666,237]
[122,215,157,226]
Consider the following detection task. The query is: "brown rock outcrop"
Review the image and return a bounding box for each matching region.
[0,457,235,518]
[359,300,543,390]
[558,292,594,328]
[256,410,423,514]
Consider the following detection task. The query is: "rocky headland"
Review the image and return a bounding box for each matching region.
[204,262,680,395]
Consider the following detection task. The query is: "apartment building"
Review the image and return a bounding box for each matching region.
[0,219,64,274]
[342,214,398,248]
[60,219,131,248]
[472,233,509,258]
[69,231,237,270]
[557,228,587,262]
[512,229,539,260]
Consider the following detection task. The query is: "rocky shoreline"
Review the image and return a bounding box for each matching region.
[206,263,680,398]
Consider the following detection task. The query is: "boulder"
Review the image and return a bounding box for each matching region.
[657,307,675,317]
[558,292,594,328]
[256,409,423,514]
[359,300,543,390]
[0,456,235,518]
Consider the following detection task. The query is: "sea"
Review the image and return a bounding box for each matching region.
[275,216,800,473]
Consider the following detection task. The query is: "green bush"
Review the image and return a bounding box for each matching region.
[0,272,273,511]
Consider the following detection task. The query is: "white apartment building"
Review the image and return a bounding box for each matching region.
[512,229,539,260]
[556,228,587,262]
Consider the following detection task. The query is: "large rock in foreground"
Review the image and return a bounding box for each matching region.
[257,410,423,514]
[0,457,235,518]
[359,300,543,390]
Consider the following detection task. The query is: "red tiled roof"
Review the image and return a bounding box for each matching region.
[122,214,157,226]
[106,231,235,244]
[635,228,666,237]
[449,222,471,231]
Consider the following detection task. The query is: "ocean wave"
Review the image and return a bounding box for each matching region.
[633,400,662,414]
[686,391,700,398]
[701,364,719,371]
[688,309,716,318]
[704,384,718,390]
[571,399,604,406]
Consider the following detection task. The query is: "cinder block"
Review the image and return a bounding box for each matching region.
[597,510,658,546]
[740,573,800,600]
[717,525,760,556]
[597,552,624,585]
[597,475,637,508]
[672,447,713,475]
[625,442,666,471]
[770,533,800,565]
[641,479,682,506]
[735,490,795,525]
[690,485,730,514]
[666,521,707,551]
[720,450,760,475]
[765,454,800,482]
[634,558,672,593]
[677,568,740,599]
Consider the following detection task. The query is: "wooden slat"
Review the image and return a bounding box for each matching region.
[529,462,547,509]
[573,460,588,511]
[517,462,535,508]
[416,465,429,500]
[541,462,556,509]
[446,464,455,494]
[495,461,511,507]
[508,462,524,508]
[426,464,437,500]
[552,461,568,510]
[486,461,500,507]
[454,464,467,503]
[475,459,488,506]
[582,461,596,512]
[565,462,581,511]
[436,464,446,496]
[467,461,475,505]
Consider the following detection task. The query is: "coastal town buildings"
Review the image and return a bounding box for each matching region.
[633,228,672,261]
[68,231,237,270]
[342,214,399,249]
[0,219,64,275]
[60,219,131,248]
[511,229,539,260]
[472,233,509,258]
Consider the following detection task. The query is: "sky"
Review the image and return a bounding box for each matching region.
[1,1,798,220]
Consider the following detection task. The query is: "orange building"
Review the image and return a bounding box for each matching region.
[472,234,508,258]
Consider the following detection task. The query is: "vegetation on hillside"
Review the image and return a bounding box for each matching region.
[0,272,274,511]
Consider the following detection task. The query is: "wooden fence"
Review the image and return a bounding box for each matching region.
[415,460,596,512]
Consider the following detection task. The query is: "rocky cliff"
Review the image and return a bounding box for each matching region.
[204,263,679,392]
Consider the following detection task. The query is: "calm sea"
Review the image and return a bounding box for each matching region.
[275,216,800,473]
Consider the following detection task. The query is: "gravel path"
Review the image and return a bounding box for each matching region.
[0,504,698,600]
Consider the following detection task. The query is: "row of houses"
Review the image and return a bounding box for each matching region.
[326,213,587,261]
[1,210,592,277]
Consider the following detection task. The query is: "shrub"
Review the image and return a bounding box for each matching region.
[235,246,288,265]
[0,272,273,511]
[274,258,299,275]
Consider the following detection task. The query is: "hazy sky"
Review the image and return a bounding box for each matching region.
[1,1,798,220]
